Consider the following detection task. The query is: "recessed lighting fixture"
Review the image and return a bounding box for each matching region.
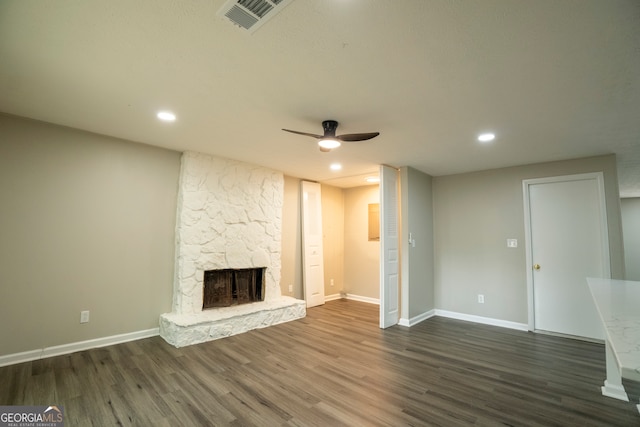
[477,132,495,143]
[330,163,342,171]
[365,176,380,183]
[157,111,176,122]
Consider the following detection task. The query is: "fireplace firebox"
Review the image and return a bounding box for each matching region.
[203,268,265,309]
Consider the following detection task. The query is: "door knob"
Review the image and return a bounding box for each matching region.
[533,263,541,271]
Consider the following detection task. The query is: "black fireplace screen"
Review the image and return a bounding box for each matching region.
[203,268,265,309]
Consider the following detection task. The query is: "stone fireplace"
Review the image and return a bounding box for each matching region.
[159,152,306,347]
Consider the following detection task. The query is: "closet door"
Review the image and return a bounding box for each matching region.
[380,165,399,328]
[301,181,325,308]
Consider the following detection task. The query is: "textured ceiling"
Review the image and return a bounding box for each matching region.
[1,1,639,194]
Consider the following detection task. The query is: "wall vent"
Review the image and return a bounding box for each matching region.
[218,0,294,34]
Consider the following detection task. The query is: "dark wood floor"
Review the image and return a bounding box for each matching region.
[1,300,639,426]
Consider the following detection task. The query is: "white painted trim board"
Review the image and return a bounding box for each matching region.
[435,310,528,331]
[0,309,528,367]
[0,328,159,367]
[344,294,380,305]
[399,309,436,327]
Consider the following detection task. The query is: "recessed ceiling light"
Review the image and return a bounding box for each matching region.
[330,163,342,171]
[157,111,176,122]
[365,176,380,183]
[477,133,495,142]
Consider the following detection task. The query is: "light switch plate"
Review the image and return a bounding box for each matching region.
[80,310,90,324]
[507,239,518,248]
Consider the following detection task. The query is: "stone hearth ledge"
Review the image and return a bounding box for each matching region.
[159,296,306,347]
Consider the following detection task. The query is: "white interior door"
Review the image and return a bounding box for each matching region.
[380,165,399,328]
[301,181,325,308]
[524,173,610,340]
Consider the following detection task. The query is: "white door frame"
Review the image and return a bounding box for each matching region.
[522,172,611,331]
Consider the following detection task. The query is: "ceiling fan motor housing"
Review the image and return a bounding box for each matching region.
[322,120,338,137]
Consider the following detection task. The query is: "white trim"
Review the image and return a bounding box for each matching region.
[398,309,436,327]
[601,380,630,402]
[345,293,380,305]
[324,293,342,302]
[522,172,611,332]
[435,310,528,331]
[0,328,159,367]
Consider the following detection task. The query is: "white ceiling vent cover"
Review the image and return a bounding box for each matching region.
[218,0,295,34]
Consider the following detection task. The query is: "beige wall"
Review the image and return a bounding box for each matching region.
[282,182,378,301]
[281,176,303,298]
[281,180,345,299]
[4,114,622,357]
[621,197,640,281]
[433,155,624,324]
[344,185,379,299]
[0,114,181,356]
[321,184,345,297]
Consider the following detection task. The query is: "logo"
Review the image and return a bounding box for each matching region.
[0,405,64,427]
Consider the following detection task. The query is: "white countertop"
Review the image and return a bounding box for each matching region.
[587,278,640,382]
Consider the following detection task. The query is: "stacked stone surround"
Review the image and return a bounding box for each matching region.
[160,152,305,347]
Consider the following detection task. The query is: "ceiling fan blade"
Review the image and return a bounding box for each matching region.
[337,132,380,142]
[282,129,323,139]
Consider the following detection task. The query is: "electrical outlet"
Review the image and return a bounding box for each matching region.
[477,294,485,304]
[80,310,90,323]
[288,284,293,293]
[330,279,334,287]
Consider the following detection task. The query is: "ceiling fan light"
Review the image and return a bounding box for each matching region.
[318,139,341,150]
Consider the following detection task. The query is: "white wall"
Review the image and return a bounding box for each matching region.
[621,197,640,280]
[433,155,624,324]
[0,114,181,356]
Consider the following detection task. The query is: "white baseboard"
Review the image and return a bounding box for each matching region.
[324,293,342,302]
[0,328,159,367]
[435,309,528,331]
[0,309,528,367]
[399,309,436,327]
[344,294,380,305]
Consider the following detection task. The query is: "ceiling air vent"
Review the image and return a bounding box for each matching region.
[218,0,294,34]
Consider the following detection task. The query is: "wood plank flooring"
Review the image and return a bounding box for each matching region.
[1,300,639,426]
